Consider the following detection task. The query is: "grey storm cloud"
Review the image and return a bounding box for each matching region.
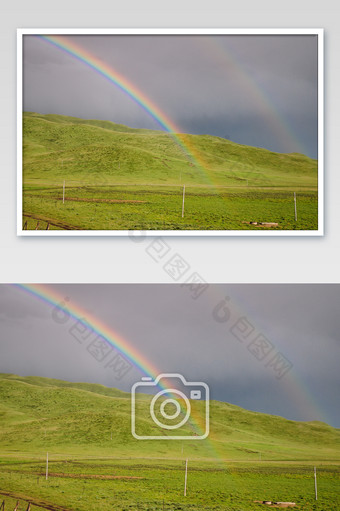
[23,34,318,157]
[0,284,339,427]
[0,286,49,321]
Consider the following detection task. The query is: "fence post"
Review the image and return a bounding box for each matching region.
[182,185,186,218]
[184,458,188,496]
[314,466,317,500]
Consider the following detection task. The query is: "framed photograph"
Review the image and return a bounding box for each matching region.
[17,29,324,236]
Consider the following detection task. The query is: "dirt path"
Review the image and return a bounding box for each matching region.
[22,213,80,230]
[0,490,74,511]
[35,472,143,480]
[24,195,146,204]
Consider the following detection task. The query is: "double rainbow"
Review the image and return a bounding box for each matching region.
[14,284,331,459]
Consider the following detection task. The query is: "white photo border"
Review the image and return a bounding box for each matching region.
[17,28,324,237]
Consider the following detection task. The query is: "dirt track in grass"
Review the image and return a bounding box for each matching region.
[35,472,144,480]
[25,194,147,204]
[0,490,74,511]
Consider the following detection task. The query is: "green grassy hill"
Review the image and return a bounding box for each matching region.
[0,373,338,461]
[23,112,317,188]
[22,112,319,230]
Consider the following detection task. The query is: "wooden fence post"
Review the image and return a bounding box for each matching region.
[184,458,188,496]
[182,185,185,218]
[314,466,317,500]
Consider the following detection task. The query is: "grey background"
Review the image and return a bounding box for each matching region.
[0,284,339,427]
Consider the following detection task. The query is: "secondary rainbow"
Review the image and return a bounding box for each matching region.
[199,37,310,156]
[207,285,330,425]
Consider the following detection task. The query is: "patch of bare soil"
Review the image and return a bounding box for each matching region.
[254,501,296,508]
[35,472,144,480]
[25,194,146,204]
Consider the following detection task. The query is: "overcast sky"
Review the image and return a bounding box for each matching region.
[0,284,338,427]
[23,34,318,158]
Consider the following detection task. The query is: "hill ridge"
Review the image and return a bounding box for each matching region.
[23,111,317,187]
[0,373,338,461]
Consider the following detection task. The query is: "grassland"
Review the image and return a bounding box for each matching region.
[22,112,319,231]
[0,374,338,510]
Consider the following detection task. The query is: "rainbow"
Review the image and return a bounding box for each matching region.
[17,283,167,384]
[15,284,212,446]
[38,35,212,184]
[209,286,330,425]
[200,37,310,156]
